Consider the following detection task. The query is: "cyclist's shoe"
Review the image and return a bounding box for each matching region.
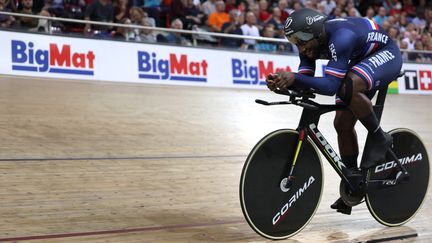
[330,198,352,215]
[361,131,393,169]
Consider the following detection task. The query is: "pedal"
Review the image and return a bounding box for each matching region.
[339,180,364,207]
[330,198,353,215]
[337,207,352,215]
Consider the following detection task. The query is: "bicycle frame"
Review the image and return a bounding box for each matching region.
[285,87,408,193]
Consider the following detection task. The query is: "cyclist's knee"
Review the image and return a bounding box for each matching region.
[338,73,367,105]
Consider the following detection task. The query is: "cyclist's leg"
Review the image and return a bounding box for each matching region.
[343,43,402,169]
[334,110,359,169]
[331,110,358,214]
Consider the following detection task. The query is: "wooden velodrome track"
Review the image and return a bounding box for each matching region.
[0,74,431,242]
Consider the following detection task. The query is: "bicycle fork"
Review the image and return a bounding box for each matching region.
[280,129,307,192]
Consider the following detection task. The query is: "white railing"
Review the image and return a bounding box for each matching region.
[1,11,431,55]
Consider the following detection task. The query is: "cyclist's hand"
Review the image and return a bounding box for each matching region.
[274,71,295,90]
[266,73,278,91]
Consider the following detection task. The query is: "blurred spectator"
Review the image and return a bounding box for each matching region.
[401,0,416,18]
[30,0,44,13]
[113,18,130,40]
[143,8,156,27]
[225,0,236,13]
[114,0,129,23]
[364,7,374,21]
[320,0,336,15]
[41,0,65,17]
[398,13,409,33]
[169,0,185,24]
[400,40,409,61]
[17,0,39,29]
[165,18,192,45]
[240,11,260,50]
[277,0,289,22]
[413,41,426,62]
[249,3,264,29]
[3,0,17,11]
[382,20,391,32]
[256,25,277,52]
[142,0,160,26]
[129,6,144,24]
[317,3,326,14]
[220,9,244,48]
[388,26,399,43]
[304,0,316,10]
[425,8,432,24]
[345,0,360,17]
[207,0,229,32]
[0,0,15,28]
[184,0,204,29]
[387,0,402,16]
[64,0,86,20]
[402,30,417,51]
[328,6,344,19]
[267,7,283,31]
[258,0,271,22]
[420,33,431,47]
[374,7,388,26]
[416,0,427,18]
[412,11,426,30]
[425,41,432,62]
[202,0,216,16]
[84,0,114,36]
[139,18,157,42]
[426,22,432,35]
[347,6,358,17]
[291,2,302,12]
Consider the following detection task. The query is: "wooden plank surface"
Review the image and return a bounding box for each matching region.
[0,75,431,242]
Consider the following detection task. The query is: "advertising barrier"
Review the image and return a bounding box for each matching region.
[1,31,431,94]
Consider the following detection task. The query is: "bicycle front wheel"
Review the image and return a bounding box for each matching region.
[239,129,323,240]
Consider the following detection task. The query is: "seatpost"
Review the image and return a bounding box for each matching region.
[373,86,388,122]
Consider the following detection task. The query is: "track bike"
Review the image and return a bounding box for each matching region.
[239,85,430,240]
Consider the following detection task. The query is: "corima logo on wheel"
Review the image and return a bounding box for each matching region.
[11,40,95,75]
[374,153,423,173]
[138,51,208,82]
[231,59,291,85]
[272,176,315,226]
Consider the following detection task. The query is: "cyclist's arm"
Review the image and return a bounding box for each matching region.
[293,29,356,96]
[298,54,316,77]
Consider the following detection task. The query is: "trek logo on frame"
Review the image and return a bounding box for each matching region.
[11,40,95,75]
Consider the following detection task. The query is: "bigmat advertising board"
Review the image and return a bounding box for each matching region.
[0,31,303,89]
[1,31,431,94]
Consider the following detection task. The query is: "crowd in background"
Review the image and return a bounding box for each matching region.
[1,0,432,62]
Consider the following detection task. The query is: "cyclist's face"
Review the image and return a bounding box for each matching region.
[297,39,320,59]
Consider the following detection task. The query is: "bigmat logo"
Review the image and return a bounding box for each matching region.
[403,70,432,91]
[138,51,208,82]
[11,40,95,75]
[231,59,291,85]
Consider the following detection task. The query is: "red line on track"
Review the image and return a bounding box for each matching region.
[0,219,244,242]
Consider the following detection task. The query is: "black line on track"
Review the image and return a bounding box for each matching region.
[362,233,418,243]
[0,154,246,162]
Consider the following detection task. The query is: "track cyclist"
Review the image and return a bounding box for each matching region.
[266,8,402,215]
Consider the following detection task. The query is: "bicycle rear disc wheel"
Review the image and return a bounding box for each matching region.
[239,129,323,239]
[366,128,430,226]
